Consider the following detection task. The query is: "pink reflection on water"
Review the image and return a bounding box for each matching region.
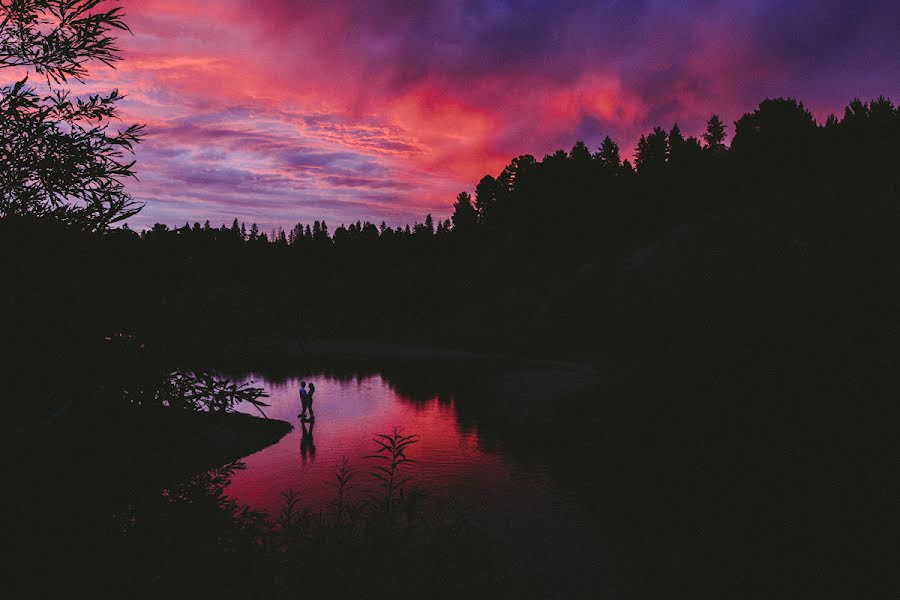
[227,374,546,514]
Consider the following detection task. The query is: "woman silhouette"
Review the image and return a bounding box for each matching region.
[306,382,316,420]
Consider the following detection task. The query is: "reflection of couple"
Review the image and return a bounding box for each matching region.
[300,419,315,463]
[298,380,315,420]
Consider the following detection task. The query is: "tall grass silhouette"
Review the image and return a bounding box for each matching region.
[365,428,420,527]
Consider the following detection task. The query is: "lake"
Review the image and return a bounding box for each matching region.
[225,367,605,593]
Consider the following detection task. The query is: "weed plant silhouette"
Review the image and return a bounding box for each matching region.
[365,427,421,528]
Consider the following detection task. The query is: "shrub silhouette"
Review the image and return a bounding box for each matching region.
[0,0,144,229]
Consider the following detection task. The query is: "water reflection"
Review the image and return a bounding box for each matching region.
[299,419,315,464]
[227,373,535,514]
[217,365,608,598]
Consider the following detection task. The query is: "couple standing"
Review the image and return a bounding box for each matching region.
[298,381,316,420]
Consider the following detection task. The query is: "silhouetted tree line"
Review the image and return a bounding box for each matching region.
[4,94,900,420]
[121,95,897,257]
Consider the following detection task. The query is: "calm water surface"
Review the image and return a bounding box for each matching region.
[226,369,605,592]
[228,373,576,522]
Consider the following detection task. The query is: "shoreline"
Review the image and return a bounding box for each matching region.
[16,407,292,503]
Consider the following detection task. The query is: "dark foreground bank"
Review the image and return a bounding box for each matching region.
[9,407,291,597]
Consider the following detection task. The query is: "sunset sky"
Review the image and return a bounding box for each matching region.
[73,1,900,230]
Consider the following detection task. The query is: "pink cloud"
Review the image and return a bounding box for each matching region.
[60,0,895,231]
